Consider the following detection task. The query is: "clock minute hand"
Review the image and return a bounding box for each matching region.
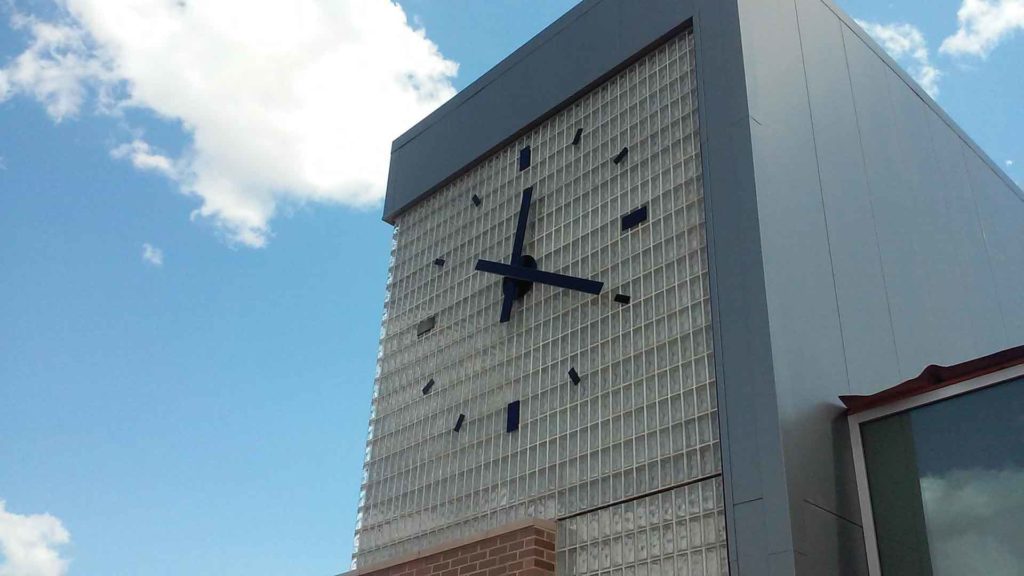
[509,187,533,263]
[493,186,536,324]
[475,260,604,295]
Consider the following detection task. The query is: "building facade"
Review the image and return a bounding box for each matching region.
[350,1,1024,574]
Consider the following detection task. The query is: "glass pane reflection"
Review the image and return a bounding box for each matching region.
[861,377,1024,576]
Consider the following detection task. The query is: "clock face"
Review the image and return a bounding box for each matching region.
[356,29,724,568]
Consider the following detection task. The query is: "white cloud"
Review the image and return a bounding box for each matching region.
[141,242,163,266]
[1007,160,1015,166]
[920,467,1024,575]
[1,1,458,247]
[857,20,942,97]
[111,139,176,178]
[0,500,71,576]
[0,14,116,121]
[941,0,1024,58]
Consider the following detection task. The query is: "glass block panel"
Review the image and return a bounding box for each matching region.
[353,27,724,568]
[557,479,728,576]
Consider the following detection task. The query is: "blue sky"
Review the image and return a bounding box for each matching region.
[0,1,1020,576]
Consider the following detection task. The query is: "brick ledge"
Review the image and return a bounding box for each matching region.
[339,517,557,576]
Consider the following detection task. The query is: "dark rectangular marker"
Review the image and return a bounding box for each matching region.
[453,413,466,432]
[621,206,649,231]
[422,379,435,395]
[613,147,629,165]
[417,315,436,337]
[472,194,482,207]
[519,146,531,171]
[572,128,583,146]
[434,258,446,267]
[614,294,632,305]
[568,367,581,386]
[506,400,521,433]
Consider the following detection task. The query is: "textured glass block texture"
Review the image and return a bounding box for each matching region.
[354,29,723,569]
[557,478,728,576]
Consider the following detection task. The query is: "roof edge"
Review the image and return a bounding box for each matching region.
[840,344,1024,415]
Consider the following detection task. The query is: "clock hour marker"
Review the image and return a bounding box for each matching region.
[614,294,632,305]
[519,146,532,171]
[472,194,482,207]
[453,413,466,432]
[621,206,649,231]
[613,146,629,165]
[422,379,435,395]
[571,128,583,146]
[506,401,521,432]
[416,315,436,338]
[434,258,446,267]
[568,367,581,386]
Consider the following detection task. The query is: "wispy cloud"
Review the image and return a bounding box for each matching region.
[857,20,942,97]
[142,243,164,267]
[942,0,1024,58]
[1009,160,1016,167]
[0,156,6,171]
[0,499,71,576]
[0,1,458,248]
[111,140,177,179]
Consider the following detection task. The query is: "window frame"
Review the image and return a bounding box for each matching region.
[848,362,1024,576]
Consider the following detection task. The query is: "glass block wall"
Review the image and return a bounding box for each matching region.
[557,478,728,576]
[354,28,726,573]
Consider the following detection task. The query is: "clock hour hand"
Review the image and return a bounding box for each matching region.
[476,260,604,295]
[499,278,517,323]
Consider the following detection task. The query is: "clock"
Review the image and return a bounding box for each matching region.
[452,138,648,439]
[356,30,721,566]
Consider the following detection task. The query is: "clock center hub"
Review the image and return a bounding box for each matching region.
[503,255,538,300]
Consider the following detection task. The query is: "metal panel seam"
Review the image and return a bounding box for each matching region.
[839,24,903,377]
[791,0,852,393]
[958,142,1011,337]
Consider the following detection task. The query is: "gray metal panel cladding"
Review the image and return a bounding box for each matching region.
[963,145,1024,343]
[738,0,1024,572]
[794,0,900,399]
[693,4,787,574]
[736,0,850,567]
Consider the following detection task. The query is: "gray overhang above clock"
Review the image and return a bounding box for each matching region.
[384,0,1019,225]
[382,0,711,224]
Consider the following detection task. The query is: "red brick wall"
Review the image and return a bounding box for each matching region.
[344,520,556,576]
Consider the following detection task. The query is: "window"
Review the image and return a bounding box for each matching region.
[849,365,1024,576]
